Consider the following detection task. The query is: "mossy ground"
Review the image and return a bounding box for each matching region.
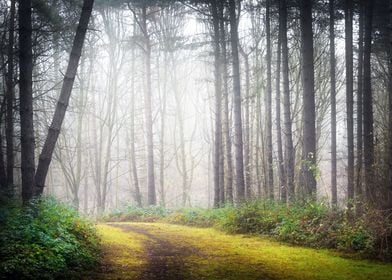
[93,222,392,280]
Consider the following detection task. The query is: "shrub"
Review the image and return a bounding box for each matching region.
[0,196,100,279]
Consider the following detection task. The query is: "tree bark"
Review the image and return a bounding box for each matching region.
[329,0,337,206]
[19,0,36,202]
[35,0,95,195]
[363,0,374,202]
[280,0,294,201]
[228,0,245,202]
[345,0,355,207]
[356,0,364,201]
[388,0,392,209]
[6,0,16,192]
[299,0,317,198]
[266,0,274,200]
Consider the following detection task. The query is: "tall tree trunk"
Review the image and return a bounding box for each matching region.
[19,0,36,202]
[220,4,233,203]
[211,0,223,207]
[140,6,156,205]
[329,0,337,206]
[388,0,392,209]
[6,0,16,192]
[280,0,295,201]
[159,52,168,207]
[345,0,355,207]
[356,0,364,201]
[35,0,95,195]
[276,20,285,202]
[363,0,373,202]
[229,0,245,202]
[266,0,274,200]
[299,0,317,198]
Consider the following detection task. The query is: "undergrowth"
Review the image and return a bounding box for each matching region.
[103,200,392,261]
[0,196,100,279]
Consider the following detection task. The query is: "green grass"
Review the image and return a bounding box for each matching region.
[97,222,392,280]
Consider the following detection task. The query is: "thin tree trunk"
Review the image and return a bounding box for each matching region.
[266,0,274,200]
[345,0,355,207]
[356,0,364,201]
[6,0,16,192]
[211,0,223,207]
[276,22,285,202]
[329,0,337,206]
[280,0,295,201]
[388,0,392,209]
[35,0,94,195]
[363,0,374,202]
[19,0,36,202]
[229,0,245,202]
[299,0,317,198]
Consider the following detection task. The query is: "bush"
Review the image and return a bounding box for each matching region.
[0,196,100,279]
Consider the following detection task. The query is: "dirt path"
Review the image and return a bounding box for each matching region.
[91,222,392,280]
[108,223,200,280]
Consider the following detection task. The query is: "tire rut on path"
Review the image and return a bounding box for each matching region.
[108,223,200,280]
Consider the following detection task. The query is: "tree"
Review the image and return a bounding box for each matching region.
[345,0,354,206]
[299,0,317,198]
[329,0,337,205]
[280,0,295,202]
[35,0,95,196]
[363,0,374,202]
[266,0,274,200]
[228,0,245,202]
[6,0,16,192]
[19,0,36,203]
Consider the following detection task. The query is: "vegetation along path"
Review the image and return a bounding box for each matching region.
[89,223,392,280]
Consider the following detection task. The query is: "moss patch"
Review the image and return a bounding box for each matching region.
[94,222,392,280]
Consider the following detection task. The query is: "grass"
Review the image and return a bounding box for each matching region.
[97,222,392,280]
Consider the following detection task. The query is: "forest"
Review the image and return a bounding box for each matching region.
[1,0,392,279]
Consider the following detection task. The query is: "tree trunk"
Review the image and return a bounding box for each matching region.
[140,5,156,205]
[266,0,274,200]
[356,0,364,202]
[6,0,16,192]
[388,0,392,209]
[299,0,317,198]
[211,0,223,207]
[329,0,337,206]
[280,0,295,201]
[276,14,285,202]
[220,3,233,203]
[363,0,374,202]
[345,0,355,207]
[228,0,245,202]
[19,0,36,202]
[35,0,95,195]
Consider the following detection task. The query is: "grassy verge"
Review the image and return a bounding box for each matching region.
[0,196,100,279]
[98,222,392,280]
[103,200,392,261]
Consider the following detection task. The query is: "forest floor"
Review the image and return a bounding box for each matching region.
[86,222,392,280]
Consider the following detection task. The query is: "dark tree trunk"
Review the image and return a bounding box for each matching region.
[6,0,16,192]
[329,0,337,206]
[388,0,392,209]
[280,0,295,201]
[363,0,373,202]
[19,0,36,203]
[266,0,274,200]
[228,0,245,202]
[299,0,317,198]
[35,0,95,195]
[276,14,285,202]
[356,0,364,201]
[345,0,355,207]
